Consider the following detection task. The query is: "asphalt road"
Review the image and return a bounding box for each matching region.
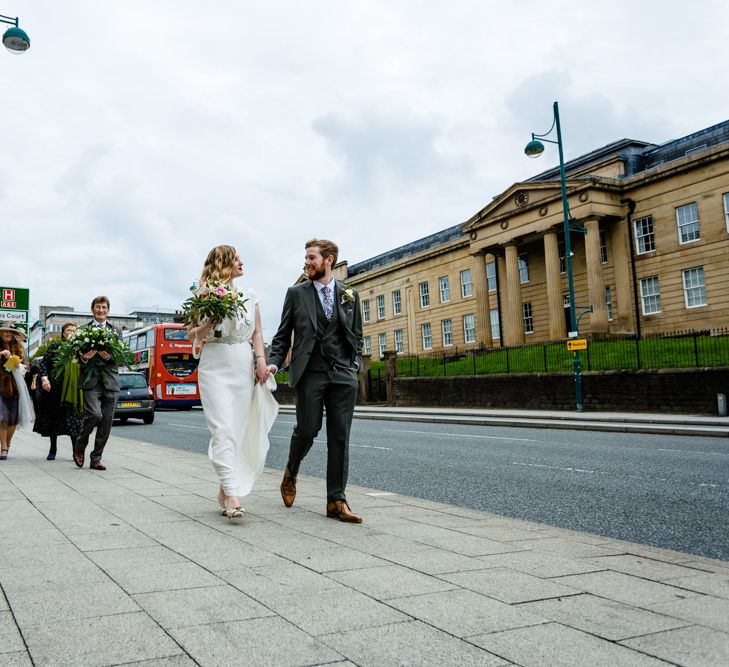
[113,407,729,561]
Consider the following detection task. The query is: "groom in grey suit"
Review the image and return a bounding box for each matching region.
[268,239,364,523]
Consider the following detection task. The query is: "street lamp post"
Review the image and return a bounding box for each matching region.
[525,101,590,412]
[0,14,30,54]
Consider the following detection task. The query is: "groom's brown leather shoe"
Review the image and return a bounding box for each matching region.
[72,447,84,468]
[280,468,296,507]
[326,500,363,524]
[89,460,106,471]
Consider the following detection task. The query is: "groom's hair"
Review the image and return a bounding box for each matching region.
[305,238,338,265]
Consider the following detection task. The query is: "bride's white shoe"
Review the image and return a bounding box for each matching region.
[218,487,244,519]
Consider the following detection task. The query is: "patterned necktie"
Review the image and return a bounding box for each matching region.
[321,285,333,320]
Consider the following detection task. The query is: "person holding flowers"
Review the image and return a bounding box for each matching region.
[73,296,123,470]
[0,321,33,460]
[34,322,84,460]
[185,245,278,519]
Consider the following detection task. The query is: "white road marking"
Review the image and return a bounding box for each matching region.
[385,428,537,442]
[168,423,208,430]
[511,461,722,487]
[270,435,391,450]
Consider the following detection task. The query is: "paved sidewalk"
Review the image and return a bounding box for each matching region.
[2,431,728,666]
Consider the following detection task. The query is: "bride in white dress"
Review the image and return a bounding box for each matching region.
[187,245,278,519]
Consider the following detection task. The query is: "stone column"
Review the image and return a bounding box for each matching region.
[470,250,493,347]
[609,222,632,331]
[405,286,416,352]
[383,350,397,406]
[584,218,608,335]
[358,354,372,403]
[544,230,566,340]
[504,243,524,345]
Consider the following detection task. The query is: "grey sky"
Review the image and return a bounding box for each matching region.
[4,0,728,339]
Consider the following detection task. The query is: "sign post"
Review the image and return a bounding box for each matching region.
[0,286,30,338]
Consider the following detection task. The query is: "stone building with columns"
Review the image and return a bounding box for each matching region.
[344,119,729,355]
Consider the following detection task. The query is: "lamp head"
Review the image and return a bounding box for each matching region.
[524,139,545,158]
[3,26,30,54]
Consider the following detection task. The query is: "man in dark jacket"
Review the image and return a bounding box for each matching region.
[74,295,120,470]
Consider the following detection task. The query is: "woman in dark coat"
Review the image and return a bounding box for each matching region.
[34,322,84,460]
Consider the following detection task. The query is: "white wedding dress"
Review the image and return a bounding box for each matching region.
[197,287,279,498]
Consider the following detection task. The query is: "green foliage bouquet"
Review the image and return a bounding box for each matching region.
[181,281,249,337]
[53,324,134,388]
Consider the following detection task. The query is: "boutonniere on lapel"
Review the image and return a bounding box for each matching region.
[340,285,355,305]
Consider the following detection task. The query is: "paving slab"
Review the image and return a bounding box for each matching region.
[647,594,729,633]
[321,620,511,666]
[387,588,546,637]
[620,625,729,666]
[555,570,703,607]
[0,611,25,654]
[133,584,273,629]
[5,579,140,626]
[264,585,410,636]
[439,566,580,604]
[519,593,691,641]
[0,651,33,666]
[327,563,458,600]
[169,616,342,666]
[22,612,183,667]
[476,548,604,578]
[470,622,669,666]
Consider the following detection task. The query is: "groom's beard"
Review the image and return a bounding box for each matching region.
[306,265,326,280]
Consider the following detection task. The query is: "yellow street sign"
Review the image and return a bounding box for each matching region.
[567,338,588,351]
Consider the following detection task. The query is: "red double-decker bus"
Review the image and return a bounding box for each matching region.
[123,323,200,409]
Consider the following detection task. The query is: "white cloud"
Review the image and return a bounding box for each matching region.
[3,0,728,338]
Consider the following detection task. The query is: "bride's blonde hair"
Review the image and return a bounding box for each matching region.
[199,245,239,285]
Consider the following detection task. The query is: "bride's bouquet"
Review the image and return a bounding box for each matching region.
[182,281,249,337]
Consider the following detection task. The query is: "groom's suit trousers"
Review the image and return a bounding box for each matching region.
[288,367,358,501]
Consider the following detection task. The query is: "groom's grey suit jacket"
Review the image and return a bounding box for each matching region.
[269,280,363,388]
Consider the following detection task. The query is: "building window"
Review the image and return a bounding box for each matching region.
[378,332,387,357]
[419,282,430,308]
[676,202,700,244]
[438,276,450,303]
[682,267,707,308]
[640,276,661,315]
[522,302,533,334]
[362,299,370,322]
[363,336,372,355]
[599,229,608,264]
[490,308,500,339]
[486,261,497,291]
[634,216,655,254]
[518,254,529,283]
[441,319,453,346]
[558,242,566,274]
[421,323,432,350]
[605,286,613,321]
[460,269,473,298]
[392,289,402,315]
[394,329,404,353]
[463,314,476,343]
[724,193,729,232]
[376,295,385,320]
